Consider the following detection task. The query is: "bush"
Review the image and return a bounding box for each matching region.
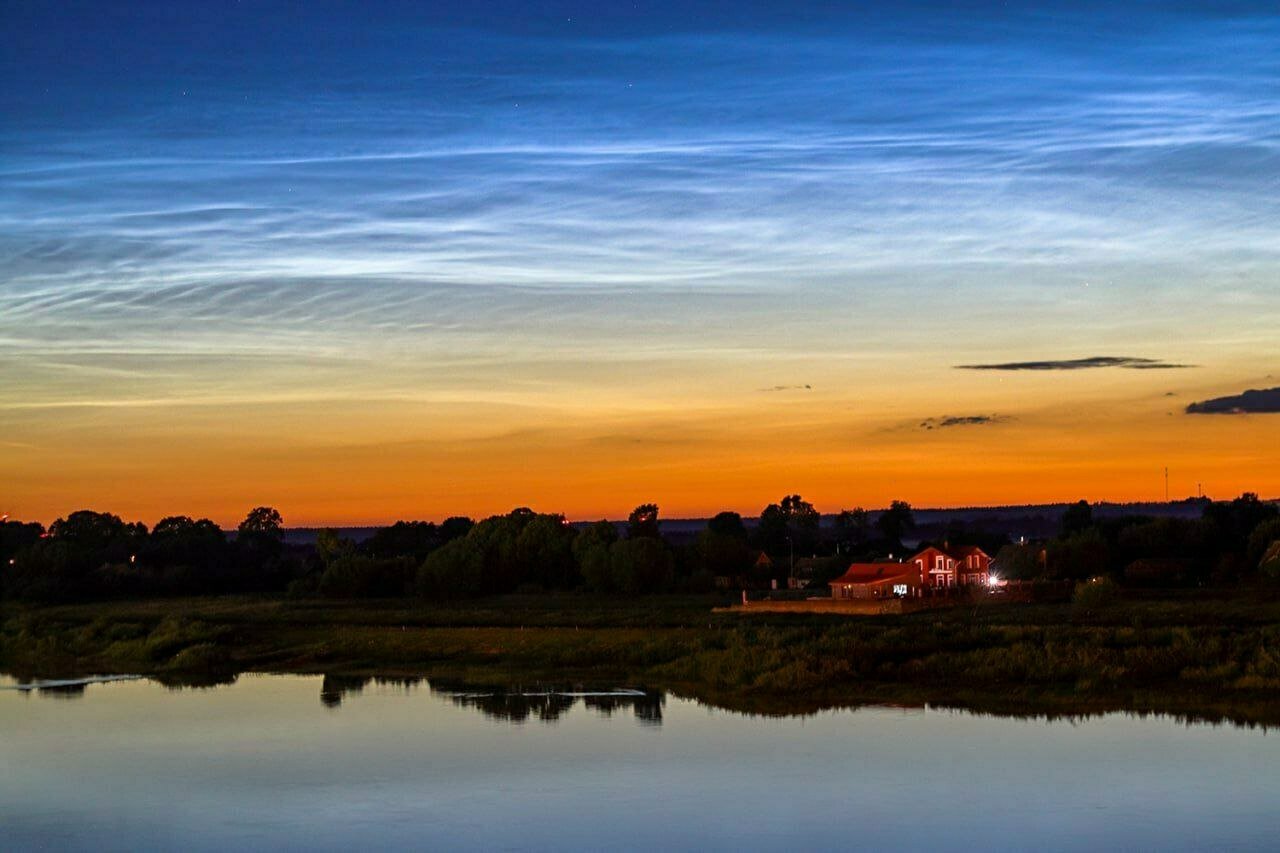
[416,538,484,598]
[609,537,675,594]
[1073,577,1121,611]
[166,642,230,672]
[318,555,413,598]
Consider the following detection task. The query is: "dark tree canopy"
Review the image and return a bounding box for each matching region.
[238,506,283,541]
[875,500,915,547]
[1061,500,1094,537]
[1204,492,1278,546]
[5,490,1277,602]
[145,516,226,571]
[0,519,44,562]
[50,510,142,552]
[756,494,820,559]
[440,516,475,542]
[573,520,619,593]
[365,521,439,561]
[994,542,1043,580]
[833,508,870,549]
[609,536,674,594]
[515,514,577,589]
[707,511,747,540]
[1047,528,1110,580]
[628,503,661,539]
[696,526,754,579]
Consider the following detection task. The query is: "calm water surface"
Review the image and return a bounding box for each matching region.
[2,673,1276,851]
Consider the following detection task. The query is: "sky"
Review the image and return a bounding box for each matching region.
[2,1,1278,526]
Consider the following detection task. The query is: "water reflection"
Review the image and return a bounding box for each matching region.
[3,672,1277,852]
[2,670,1276,731]
[0,674,142,700]
[436,683,664,726]
[314,672,665,724]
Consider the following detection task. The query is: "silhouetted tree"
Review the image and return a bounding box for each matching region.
[833,508,870,551]
[416,537,484,598]
[0,518,44,564]
[573,520,619,592]
[237,506,283,547]
[50,510,145,555]
[440,516,475,542]
[1047,528,1110,580]
[1246,518,1280,572]
[609,536,674,594]
[696,527,754,579]
[145,515,228,584]
[876,500,915,548]
[412,508,576,597]
[756,494,820,560]
[707,511,747,540]
[627,503,661,539]
[364,521,439,561]
[316,528,356,564]
[1205,493,1278,548]
[319,554,414,598]
[994,542,1043,580]
[515,514,577,589]
[1061,500,1094,537]
[233,506,287,589]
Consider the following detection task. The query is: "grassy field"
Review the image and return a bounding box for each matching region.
[4,593,1280,725]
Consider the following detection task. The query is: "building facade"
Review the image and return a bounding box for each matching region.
[829,545,992,599]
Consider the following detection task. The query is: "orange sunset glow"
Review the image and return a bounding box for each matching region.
[3,2,1277,527]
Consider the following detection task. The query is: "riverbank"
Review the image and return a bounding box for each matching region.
[4,593,1280,724]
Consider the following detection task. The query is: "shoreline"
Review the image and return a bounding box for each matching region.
[4,592,1280,726]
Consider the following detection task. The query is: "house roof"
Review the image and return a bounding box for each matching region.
[829,562,918,586]
[911,544,990,562]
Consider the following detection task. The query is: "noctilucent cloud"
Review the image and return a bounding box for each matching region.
[2,2,1278,523]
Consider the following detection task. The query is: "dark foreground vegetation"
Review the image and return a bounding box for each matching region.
[5,493,1279,725]
[5,591,1280,727]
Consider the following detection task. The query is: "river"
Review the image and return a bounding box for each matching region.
[2,673,1275,851]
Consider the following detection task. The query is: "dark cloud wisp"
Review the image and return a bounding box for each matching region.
[919,415,1011,431]
[955,356,1194,372]
[1185,387,1280,415]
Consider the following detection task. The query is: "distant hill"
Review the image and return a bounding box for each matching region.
[278,499,1238,547]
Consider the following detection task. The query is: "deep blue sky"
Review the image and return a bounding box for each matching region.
[2,1,1278,520]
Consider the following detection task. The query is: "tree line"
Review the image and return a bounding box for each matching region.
[0,495,917,601]
[2,492,1277,601]
[995,493,1280,586]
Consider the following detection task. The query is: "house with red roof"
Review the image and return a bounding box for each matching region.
[829,561,924,600]
[829,544,992,599]
[910,544,991,589]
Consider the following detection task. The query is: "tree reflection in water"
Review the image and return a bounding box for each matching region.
[315,673,664,724]
[5,671,1275,731]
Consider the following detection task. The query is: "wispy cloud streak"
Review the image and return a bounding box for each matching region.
[956,357,1195,371]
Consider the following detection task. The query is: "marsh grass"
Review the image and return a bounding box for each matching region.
[4,593,1280,724]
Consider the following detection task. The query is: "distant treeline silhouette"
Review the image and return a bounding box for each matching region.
[1,493,1278,601]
